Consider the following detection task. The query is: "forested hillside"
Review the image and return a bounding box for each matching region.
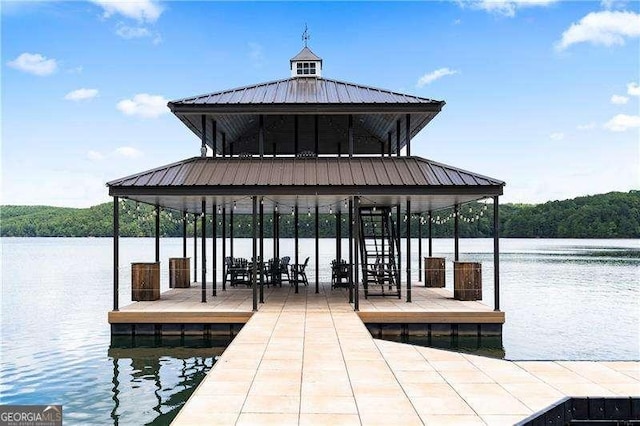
[1,191,638,238]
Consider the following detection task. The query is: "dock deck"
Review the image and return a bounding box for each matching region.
[165,284,638,425]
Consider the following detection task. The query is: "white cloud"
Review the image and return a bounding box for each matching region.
[610,94,629,104]
[416,68,459,88]
[67,66,84,74]
[556,11,640,51]
[91,0,162,23]
[604,114,640,132]
[115,146,143,158]
[116,24,150,39]
[549,132,565,141]
[64,88,99,101]
[463,0,559,17]
[116,93,168,118]
[627,82,640,96]
[577,122,596,131]
[601,0,628,10]
[87,150,105,161]
[7,52,57,76]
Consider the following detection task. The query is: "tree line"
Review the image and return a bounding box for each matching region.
[1,191,638,238]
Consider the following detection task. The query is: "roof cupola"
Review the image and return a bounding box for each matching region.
[290,26,322,78]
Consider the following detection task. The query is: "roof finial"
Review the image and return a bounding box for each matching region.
[302,24,310,48]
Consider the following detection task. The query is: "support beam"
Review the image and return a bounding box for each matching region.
[200,115,207,157]
[454,204,460,262]
[405,113,411,156]
[222,208,226,291]
[428,210,433,257]
[315,204,319,294]
[212,204,217,297]
[230,209,234,259]
[336,211,342,262]
[193,214,197,283]
[211,119,217,158]
[113,196,119,311]
[201,200,206,303]
[273,207,278,260]
[353,196,360,311]
[252,196,258,312]
[222,132,226,157]
[396,119,401,157]
[259,197,264,303]
[493,196,500,312]
[348,199,353,303]
[387,131,392,157]
[155,205,160,262]
[418,213,422,282]
[396,204,401,290]
[294,204,299,294]
[182,211,187,258]
[314,115,319,155]
[348,114,354,157]
[406,200,412,303]
[259,114,264,158]
[294,115,299,156]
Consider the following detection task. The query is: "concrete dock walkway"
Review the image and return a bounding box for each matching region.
[171,286,639,425]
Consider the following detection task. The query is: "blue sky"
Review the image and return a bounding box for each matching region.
[2,0,638,207]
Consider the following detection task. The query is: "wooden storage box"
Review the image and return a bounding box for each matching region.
[454,262,482,301]
[169,257,190,288]
[131,262,160,301]
[424,257,445,288]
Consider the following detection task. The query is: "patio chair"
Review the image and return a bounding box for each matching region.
[331,259,351,289]
[291,257,309,287]
[223,256,233,287]
[279,256,291,285]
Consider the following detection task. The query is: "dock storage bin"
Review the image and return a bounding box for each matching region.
[132,262,160,301]
[169,257,190,288]
[454,262,482,301]
[424,257,445,288]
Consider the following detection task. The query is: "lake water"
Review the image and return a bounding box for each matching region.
[1,237,638,424]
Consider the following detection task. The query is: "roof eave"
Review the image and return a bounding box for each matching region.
[168,102,445,115]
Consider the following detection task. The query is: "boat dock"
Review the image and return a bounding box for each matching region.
[109,285,638,425]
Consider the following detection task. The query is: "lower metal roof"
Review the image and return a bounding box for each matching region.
[107,156,504,214]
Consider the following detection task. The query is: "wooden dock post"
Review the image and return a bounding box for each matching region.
[169,257,190,288]
[424,257,445,288]
[454,262,482,301]
[132,262,160,301]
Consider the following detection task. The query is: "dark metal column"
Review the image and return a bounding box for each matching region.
[314,115,319,155]
[454,204,460,261]
[348,114,353,157]
[493,196,500,311]
[387,131,392,156]
[273,207,277,260]
[113,197,119,311]
[348,199,353,303]
[418,214,422,282]
[259,115,264,158]
[294,115,299,155]
[201,115,207,157]
[201,200,206,303]
[222,132,226,157]
[182,211,187,258]
[212,204,217,297]
[259,197,264,303]
[405,113,411,156]
[353,196,360,311]
[222,207,226,291]
[396,204,401,290]
[336,211,342,262]
[211,119,217,158]
[428,210,433,257]
[396,120,401,157]
[230,209,234,260]
[406,200,411,303]
[193,214,197,283]
[155,205,160,262]
[275,212,280,260]
[314,204,319,294]
[252,196,258,312]
[294,204,299,294]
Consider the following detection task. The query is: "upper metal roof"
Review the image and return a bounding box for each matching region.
[290,47,322,64]
[169,77,442,107]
